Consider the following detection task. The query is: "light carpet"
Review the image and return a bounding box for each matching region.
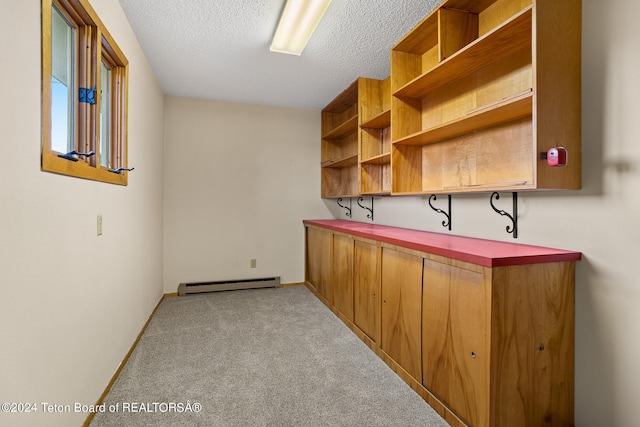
[90,285,448,426]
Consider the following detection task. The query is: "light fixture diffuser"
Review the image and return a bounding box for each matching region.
[270,0,332,55]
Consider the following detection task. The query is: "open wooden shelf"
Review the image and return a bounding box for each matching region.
[361,191,391,196]
[360,110,390,129]
[323,115,358,139]
[361,152,391,165]
[321,154,358,168]
[393,90,533,146]
[394,7,533,98]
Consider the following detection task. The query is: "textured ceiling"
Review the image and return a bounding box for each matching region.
[117,0,441,110]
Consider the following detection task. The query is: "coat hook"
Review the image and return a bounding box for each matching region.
[337,198,352,218]
[58,150,95,162]
[428,194,451,230]
[108,167,135,174]
[357,197,374,221]
[490,192,518,238]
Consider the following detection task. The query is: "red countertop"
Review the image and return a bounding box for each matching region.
[303,219,581,267]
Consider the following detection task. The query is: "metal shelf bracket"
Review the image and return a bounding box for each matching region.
[337,198,352,218]
[428,194,452,231]
[490,192,518,238]
[357,197,374,221]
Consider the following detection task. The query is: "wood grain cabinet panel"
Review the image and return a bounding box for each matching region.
[332,234,354,321]
[423,259,489,427]
[353,240,381,343]
[305,226,332,304]
[381,248,423,380]
[489,262,575,427]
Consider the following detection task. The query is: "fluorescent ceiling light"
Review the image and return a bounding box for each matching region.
[270,0,332,55]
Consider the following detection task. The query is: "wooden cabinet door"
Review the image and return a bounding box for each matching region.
[490,263,575,427]
[381,248,423,380]
[306,227,332,303]
[353,240,381,343]
[332,234,354,321]
[423,259,488,427]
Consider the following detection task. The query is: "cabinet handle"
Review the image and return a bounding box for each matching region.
[538,344,545,351]
[471,351,476,358]
[383,300,386,304]
[373,293,377,298]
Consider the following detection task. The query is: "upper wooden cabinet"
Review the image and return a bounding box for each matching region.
[321,0,581,197]
[321,80,359,198]
[321,77,390,198]
[390,0,581,195]
[359,76,392,196]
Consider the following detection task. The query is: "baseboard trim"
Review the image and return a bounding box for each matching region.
[82,293,168,427]
[280,282,304,287]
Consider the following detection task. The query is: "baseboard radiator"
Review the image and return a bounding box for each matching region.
[178,276,280,296]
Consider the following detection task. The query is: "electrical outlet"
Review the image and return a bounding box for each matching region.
[97,214,103,236]
[250,259,257,268]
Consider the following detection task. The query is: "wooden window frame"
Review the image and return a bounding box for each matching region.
[42,0,129,185]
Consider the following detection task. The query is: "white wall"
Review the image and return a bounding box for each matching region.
[163,97,331,292]
[0,1,165,426]
[324,0,640,425]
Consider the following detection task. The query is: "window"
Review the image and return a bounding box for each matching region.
[42,0,129,185]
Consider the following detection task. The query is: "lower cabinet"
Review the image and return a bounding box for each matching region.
[423,258,488,427]
[304,222,577,427]
[305,226,332,303]
[332,234,354,321]
[381,248,423,380]
[353,240,381,343]
[488,262,575,427]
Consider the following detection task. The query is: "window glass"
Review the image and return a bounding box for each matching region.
[100,61,111,168]
[50,6,74,154]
